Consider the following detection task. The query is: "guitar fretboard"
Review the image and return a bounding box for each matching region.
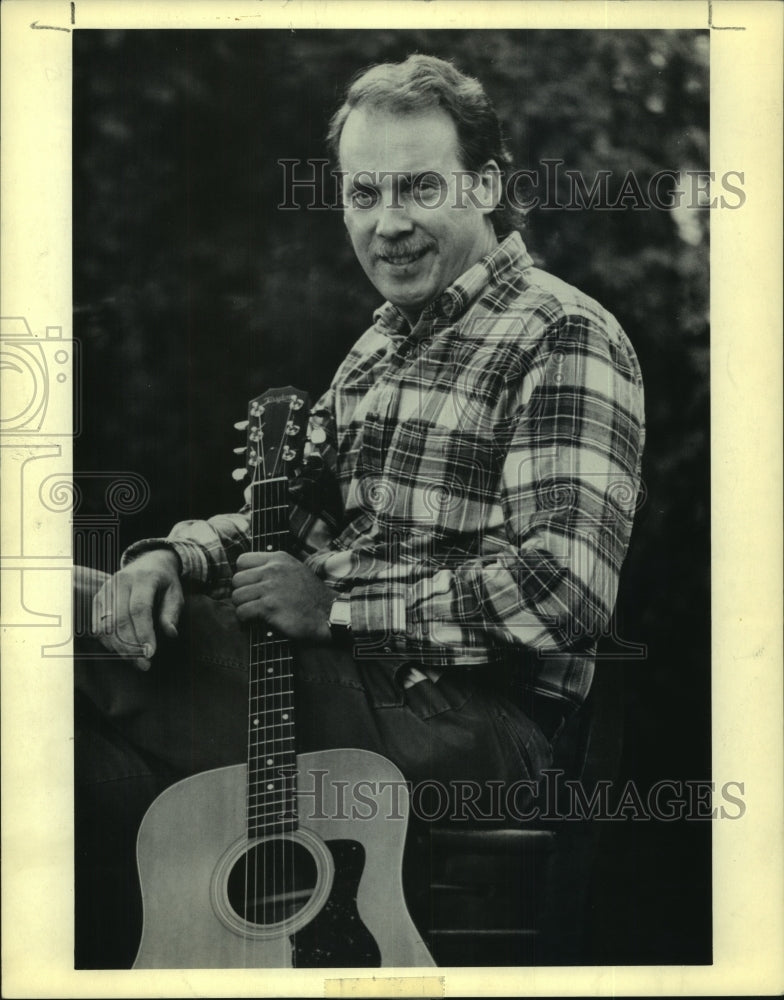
[248,476,297,838]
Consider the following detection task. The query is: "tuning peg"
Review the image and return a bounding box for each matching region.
[233,446,245,455]
[232,468,248,481]
[234,420,249,431]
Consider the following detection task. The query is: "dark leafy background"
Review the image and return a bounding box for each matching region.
[74,29,711,964]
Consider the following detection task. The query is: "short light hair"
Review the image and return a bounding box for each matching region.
[326,53,524,236]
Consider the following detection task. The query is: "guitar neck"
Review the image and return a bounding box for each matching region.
[247,476,298,839]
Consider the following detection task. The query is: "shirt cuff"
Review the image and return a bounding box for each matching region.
[120,537,208,583]
[348,583,410,659]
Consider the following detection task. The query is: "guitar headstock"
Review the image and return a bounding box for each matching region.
[233,386,311,485]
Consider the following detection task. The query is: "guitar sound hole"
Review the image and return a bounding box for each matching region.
[226,839,318,926]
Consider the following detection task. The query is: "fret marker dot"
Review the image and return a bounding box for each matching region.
[253,718,259,726]
[266,758,273,766]
[267,667,273,674]
[267,783,274,791]
[266,544,273,551]
[282,713,289,721]
[266,631,273,637]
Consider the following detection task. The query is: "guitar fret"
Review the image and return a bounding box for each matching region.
[250,742,294,752]
[249,725,294,739]
[248,794,295,807]
[248,736,295,749]
[249,789,295,799]
[249,821,298,837]
[248,785,296,798]
[249,772,296,785]
[249,767,296,780]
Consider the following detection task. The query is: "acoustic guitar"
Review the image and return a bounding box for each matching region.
[133,387,434,968]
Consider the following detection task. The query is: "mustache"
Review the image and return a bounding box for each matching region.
[371,239,434,261]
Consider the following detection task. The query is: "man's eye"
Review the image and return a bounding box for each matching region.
[349,189,378,209]
[412,178,444,204]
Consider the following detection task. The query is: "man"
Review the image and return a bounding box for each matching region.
[75,54,645,966]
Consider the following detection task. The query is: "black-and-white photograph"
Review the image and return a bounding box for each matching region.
[71,27,711,971]
[2,3,782,996]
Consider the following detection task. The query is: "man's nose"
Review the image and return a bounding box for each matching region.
[374,200,414,238]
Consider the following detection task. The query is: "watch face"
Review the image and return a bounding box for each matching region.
[329,599,352,628]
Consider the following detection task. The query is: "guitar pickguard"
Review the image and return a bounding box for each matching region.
[292,840,381,967]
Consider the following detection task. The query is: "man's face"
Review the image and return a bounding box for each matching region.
[339,107,498,323]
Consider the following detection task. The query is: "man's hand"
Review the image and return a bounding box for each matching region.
[92,549,184,671]
[232,552,333,642]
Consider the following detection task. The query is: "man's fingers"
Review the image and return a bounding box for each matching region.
[127,590,158,655]
[235,597,265,624]
[231,581,269,608]
[89,560,183,670]
[158,584,183,639]
[92,584,116,635]
[92,579,155,663]
[235,552,270,572]
[232,565,269,590]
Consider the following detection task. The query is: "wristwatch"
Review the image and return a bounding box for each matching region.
[328,595,352,645]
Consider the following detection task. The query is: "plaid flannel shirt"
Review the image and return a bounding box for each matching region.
[124,232,645,708]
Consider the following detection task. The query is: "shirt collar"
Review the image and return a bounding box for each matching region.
[372,231,533,338]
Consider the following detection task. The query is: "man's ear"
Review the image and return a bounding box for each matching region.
[477,159,502,215]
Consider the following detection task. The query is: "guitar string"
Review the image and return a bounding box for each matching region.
[273,413,285,939]
[276,401,296,948]
[247,400,262,962]
[268,399,296,946]
[243,394,302,960]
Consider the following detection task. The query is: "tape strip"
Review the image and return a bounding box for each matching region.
[324,975,446,998]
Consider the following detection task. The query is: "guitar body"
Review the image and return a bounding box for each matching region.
[133,748,434,968]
